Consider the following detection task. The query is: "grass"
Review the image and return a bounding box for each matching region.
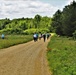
[47,36,76,75]
[0,35,33,49]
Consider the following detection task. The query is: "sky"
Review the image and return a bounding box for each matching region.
[0,0,75,19]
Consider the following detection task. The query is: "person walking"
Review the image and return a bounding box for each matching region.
[33,33,37,42]
[39,32,42,40]
[43,33,46,42]
[36,33,38,41]
[1,34,5,39]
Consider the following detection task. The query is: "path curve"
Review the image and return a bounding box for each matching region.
[0,38,51,75]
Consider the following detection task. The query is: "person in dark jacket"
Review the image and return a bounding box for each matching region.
[43,34,46,42]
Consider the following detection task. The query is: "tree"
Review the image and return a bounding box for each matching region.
[51,1,76,36]
[51,10,63,35]
[0,19,10,30]
[34,14,41,28]
[61,1,76,36]
[19,23,28,30]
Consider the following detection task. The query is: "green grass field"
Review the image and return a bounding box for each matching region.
[47,36,76,75]
[0,35,33,49]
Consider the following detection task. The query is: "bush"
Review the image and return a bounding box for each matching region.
[73,30,76,40]
[0,28,23,35]
[23,29,37,34]
[23,28,50,34]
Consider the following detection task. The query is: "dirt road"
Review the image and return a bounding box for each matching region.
[0,39,51,75]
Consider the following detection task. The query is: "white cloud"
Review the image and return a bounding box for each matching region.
[66,0,76,5]
[0,0,58,19]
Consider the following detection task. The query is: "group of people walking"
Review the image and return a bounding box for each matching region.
[33,32,51,42]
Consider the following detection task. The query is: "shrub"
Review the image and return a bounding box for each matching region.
[23,28,50,34]
[73,30,76,40]
[47,36,76,75]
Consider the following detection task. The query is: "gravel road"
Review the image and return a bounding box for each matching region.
[0,39,51,75]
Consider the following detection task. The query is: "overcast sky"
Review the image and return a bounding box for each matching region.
[0,0,75,19]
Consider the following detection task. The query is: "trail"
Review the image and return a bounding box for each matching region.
[0,38,51,75]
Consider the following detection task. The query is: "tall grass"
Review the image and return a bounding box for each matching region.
[0,35,33,49]
[47,36,76,75]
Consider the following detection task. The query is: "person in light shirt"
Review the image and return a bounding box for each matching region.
[1,34,5,39]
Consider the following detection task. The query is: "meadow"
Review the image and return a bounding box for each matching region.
[0,35,33,49]
[47,36,76,75]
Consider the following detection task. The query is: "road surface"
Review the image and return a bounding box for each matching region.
[0,39,51,75]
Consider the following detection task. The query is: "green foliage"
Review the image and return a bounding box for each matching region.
[23,28,50,34]
[0,28,12,34]
[40,16,51,29]
[47,36,76,75]
[62,1,76,36]
[0,28,23,34]
[51,10,63,35]
[0,15,51,34]
[0,35,33,49]
[73,30,76,40]
[0,18,10,30]
[23,29,37,34]
[34,14,41,28]
[51,1,76,37]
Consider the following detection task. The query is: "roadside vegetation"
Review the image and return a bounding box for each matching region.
[47,1,76,74]
[47,36,76,75]
[0,35,33,49]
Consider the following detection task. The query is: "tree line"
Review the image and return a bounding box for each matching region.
[0,1,76,38]
[51,1,76,37]
[0,15,51,34]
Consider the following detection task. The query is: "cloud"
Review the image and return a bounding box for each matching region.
[0,0,58,19]
[66,0,76,5]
